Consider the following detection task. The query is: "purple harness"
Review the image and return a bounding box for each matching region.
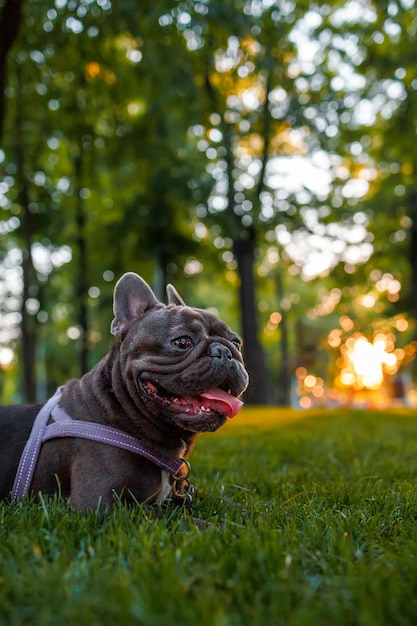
[12,388,186,501]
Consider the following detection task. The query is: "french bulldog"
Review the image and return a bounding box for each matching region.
[0,273,249,514]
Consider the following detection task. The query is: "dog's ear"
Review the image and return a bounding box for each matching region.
[111,273,161,336]
[166,284,186,306]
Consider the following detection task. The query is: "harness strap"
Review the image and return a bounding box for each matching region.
[12,389,62,500]
[42,422,184,475]
[12,388,185,500]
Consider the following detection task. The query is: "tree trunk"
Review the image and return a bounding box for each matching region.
[0,0,23,140]
[153,255,167,303]
[220,122,272,403]
[276,269,290,405]
[233,230,273,404]
[203,58,274,404]
[73,154,89,376]
[15,64,37,402]
[20,246,37,402]
[408,192,417,340]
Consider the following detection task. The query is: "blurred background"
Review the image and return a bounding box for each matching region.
[0,0,416,408]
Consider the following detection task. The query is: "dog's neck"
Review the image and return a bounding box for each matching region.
[57,348,196,459]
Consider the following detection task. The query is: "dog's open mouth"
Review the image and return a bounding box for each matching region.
[142,380,243,419]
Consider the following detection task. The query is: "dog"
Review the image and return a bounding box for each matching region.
[0,272,249,514]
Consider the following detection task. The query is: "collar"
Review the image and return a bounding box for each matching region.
[12,387,188,501]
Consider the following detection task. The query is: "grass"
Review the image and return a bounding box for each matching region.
[2,407,417,625]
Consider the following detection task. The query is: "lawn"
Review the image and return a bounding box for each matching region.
[1,407,417,626]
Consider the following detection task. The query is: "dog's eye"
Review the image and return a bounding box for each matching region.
[172,336,193,350]
[231,338,242,352]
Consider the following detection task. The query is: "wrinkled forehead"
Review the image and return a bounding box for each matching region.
[166,305,232,336]
[172,305,231,337]
[139,305,233,338]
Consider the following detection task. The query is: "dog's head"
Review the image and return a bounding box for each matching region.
[110,272,249,433]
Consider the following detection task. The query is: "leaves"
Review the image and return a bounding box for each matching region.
[1,0,417,402]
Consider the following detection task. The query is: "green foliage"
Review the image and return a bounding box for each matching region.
[2,408,417,625]
[2,0,417,401]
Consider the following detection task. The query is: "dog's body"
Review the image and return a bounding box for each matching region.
[0,273,248,513]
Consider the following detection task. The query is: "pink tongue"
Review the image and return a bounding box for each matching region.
[199,388,243,418]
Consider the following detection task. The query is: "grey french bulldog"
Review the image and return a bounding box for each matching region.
[0,273,249,514]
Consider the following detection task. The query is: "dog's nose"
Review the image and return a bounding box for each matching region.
[209,342,232,360]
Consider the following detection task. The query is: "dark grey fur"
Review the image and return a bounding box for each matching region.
[0,273,248,513]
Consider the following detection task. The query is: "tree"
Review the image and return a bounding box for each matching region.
[0,0,24,140]
[2,0,417,406]
[166,0,312,403]
[310,1,417,334]
[0,0,212,398]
